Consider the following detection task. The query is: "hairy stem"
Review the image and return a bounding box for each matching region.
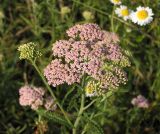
[81,113,95,134]
[83,99,97,111]
[31,61,73,127]
[72,93,85,134]
[111,6,115,32]
[38,114,43,134]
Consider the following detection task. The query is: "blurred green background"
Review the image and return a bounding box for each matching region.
[0,0,160,133]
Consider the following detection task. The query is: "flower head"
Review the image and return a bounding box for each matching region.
[18,42,42,61]
[115,5,131,21]
[19,86,45,110]
[44,23,130,96]
[110,0,121,5]
[44,59,81,87]
[131,95,149,108]
[130,6,154,26]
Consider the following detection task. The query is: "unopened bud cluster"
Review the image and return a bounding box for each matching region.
[18,42,42,61]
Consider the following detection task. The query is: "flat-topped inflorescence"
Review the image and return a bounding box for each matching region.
[44,23,131,96]
[19,86,45,110]
[66,23,104,41]
[19,85,56,110]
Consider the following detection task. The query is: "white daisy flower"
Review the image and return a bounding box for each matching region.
[110,0,121,5]
[130,6,154,26]
[115,5,131,21]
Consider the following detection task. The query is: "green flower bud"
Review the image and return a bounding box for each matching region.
[82,11,94,21]
[60,6,71,15]
[0,53,3,62]
[126,27,132,33]
[18,42,42,61]
[0,11,4,19]
[119,56,131,67]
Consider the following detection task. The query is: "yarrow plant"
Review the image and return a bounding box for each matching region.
[18,23,131,133]
[44,23,130,96]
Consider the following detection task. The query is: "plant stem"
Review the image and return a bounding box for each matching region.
[72,93,85,134]
[83,99,97,111]
[38,114,43,134]
[111,6,115,32]
[81,113,95,134]
[72,75,96,133]
[31,61,73,127]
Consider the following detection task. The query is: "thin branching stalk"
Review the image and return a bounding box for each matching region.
[111,6,115,32]
[72,75,86,134]
[31,60,73,127]
[38,114,43,134]
[81,113,95,134]
[72,93,85,134]
[83,99,97,111]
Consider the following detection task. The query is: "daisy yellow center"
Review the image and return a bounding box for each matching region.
[121,9,129,16]
[137,10,148,20]
[113,0,120,3]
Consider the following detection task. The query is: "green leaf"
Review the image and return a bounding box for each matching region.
[85,117,104,134]
[61,85,75,106]
[36,109,71,128]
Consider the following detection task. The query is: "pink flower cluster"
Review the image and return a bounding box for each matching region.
[44,23,130,93]
[66,23,104,41]
[19,85,56,110]
[44,59,81,87]
[131,95,149,108]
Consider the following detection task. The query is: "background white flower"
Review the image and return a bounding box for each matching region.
[115,5,131,21]
[110,0,121,5]
[130,6,154,26]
